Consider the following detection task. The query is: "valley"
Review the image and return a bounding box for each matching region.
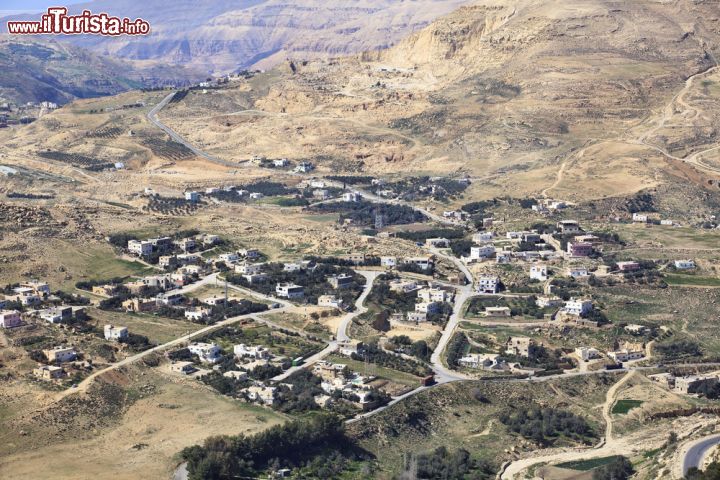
[4,1,720,480]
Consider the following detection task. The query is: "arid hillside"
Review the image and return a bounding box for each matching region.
[0,37,197,105]
[151,0,720,201]
[2,0,720,205]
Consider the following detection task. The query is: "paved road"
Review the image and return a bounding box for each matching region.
[54,306,290,402]
[337,270,381,343]
[678,433,720,478]
[147,92,238,168]
[271,270,381,382]
[427,247,474,383]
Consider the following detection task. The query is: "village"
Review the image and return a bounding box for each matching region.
[1,188,713,427]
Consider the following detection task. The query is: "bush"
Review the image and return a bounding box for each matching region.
[655,340,702,359]
[182,414,352,479]
[499,407,596,446]
[592,456,634,480]
[446,332,469,368]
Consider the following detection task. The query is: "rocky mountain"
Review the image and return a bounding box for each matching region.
[152,0,720,201]
[1,0,469,75]
[0,36,199,105]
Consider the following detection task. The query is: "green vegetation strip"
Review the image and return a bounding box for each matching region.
[665,274,720,287]
[611,399,643,415]
[556,455,625,471]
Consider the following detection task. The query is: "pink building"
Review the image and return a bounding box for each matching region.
[566,241,592,257]
[0,310,22,328]
[616,261,640,272]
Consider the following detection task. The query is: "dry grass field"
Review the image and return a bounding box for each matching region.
[0,367,286,480]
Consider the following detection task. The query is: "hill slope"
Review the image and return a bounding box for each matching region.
[0,37,197,105]
[152,0,720,202]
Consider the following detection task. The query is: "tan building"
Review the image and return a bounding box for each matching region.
[122,298,157,313]
[43,346,77,363]
[505,337,534,357]
[92,284,119,297]
[34,365,65,380]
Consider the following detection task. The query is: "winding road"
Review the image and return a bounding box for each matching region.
[271,270,381,382]
[676,433,720,478]
[147,93,239,168]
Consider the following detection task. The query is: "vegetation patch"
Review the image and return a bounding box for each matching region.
[556,455,627,471]
[611,399,643,415]
[499,406,597,446]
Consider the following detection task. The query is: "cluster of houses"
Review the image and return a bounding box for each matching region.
[126,233,221,259]
[379,254,435,273]
[631,212,678,225]
[311,361,380,410]
[0,280,88,329]
[649,372,720,394]
[532,199,567,214]
[457,336,544,375]
[457,333,646,376]
[31,324,129,382]
[386,280,455,323]
[167,338,372,410]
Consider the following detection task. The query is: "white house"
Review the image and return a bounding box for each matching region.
[188,342,222,363]
[407,312,427,323]
[389,279,419,293]
[529,264,548,281]
[536,295,563,308]
[472,232,494,243]
[380,256,397,268]
[458,353,503,370]
[234,344,270,359]
[557,220,581,234]
[104,324,129,341]
[575,347,601,361]
[342,192,362,202]
[185,191,200,203]
[632,213,648,223]
[608,348,644,363]
[184,308,211,321]
[674,260,696,270]
[128,239,153,257]
[426,238,450,248]
[404,257,434,271]
[276,283,304,299]
[294,162,314,173]
[235,263,264,275]
[246,385,277,405]
[238,248,261,259]
[563,298,593,316]
[476,275,500,294]
[22,280,50,297]
[39,306,73,324]
[318,295,343,308]
[567,266,589,278]
[218,252,240,264]
[415,301,440,314]
[469,245,496,261]
[417,288,453,303]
